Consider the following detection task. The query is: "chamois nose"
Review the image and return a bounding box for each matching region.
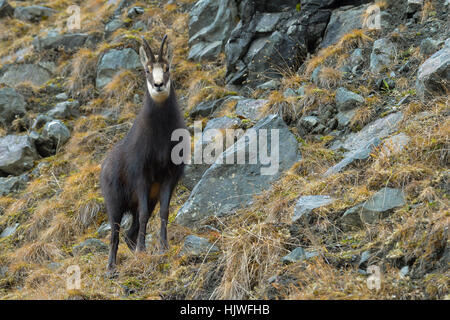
[154,82,163,91]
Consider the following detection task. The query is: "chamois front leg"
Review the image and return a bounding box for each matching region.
[136,183,151,252]
[159,179,176,252]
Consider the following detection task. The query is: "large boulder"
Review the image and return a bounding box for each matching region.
[0,64,53,87]
[13,5,57,22]
[0,87,26,127]
[0,135,40,176]
[176,114,300,227]
[33,31,89,52]
[96,48,141,88]
[225,3,309,86]
[182,116,242,190]
[320,3,371,49]
[188,0,238,61]
[416,42,450,101]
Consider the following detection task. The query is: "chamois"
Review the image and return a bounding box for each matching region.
[100,35,186,274]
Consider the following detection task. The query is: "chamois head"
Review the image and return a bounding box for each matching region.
[139,35,172,103]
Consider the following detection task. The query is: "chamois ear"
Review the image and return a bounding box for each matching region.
[139,46,149,69]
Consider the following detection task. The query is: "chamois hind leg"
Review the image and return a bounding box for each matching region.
[158,179,176,252]
[106,206,122,276]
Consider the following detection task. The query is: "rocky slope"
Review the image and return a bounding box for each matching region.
[0,0,448,299]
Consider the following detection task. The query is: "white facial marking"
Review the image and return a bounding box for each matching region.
[152,66,164,84]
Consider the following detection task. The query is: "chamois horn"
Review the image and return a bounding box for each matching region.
[158,34,168,61]
[141,37,155,63]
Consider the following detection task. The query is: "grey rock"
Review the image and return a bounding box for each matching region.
[342,187,406,228]
[320,4,370,49]
[381,133,410,157]
[370,38,396,74]
[311,67,322,85]
[176,114,300,227]
[182,116,243,190]
[299,116,319,131]
[182,235,219,256]
[105,18,125,33]
[188,0,237,61]
[0,64,53,87]
[96,48,141,88]
[283,88,297,98]
[331,112,403,153]
[188,41,223,61]
[336,109,356,129]
[41,120,71,146]
[406,0,423,15]
[132,20,148,31]
[47,100,80,119]
[293,195,334,222]
[0,0,14,18]
[0,174,28,196]
[326,137,381,176]
[189,97,228,118]
[72,238,109,256]
[0,223,19,238]
[0,135,39,176]
[420,38,441,56]
[359,250,371,266]
[416,43,450,101]
[350,48,364,67]
[225,8,307,86]
[335,87,365,111]
[127,6,144,18]
[255,12,284,33]
[14,6,57,22]
[0,87,26,127]
[399,265,409,277]
[282,247,319,264]
[31,115,53,130]
[33,32,89,52]
[97,214,132,238]
[235,99,268,121]
[257,80,281,91]
[55,92,68,101]
[246,31,305,86]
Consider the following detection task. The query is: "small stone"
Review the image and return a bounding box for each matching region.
[0,223,19,238]
[282,247,318,264]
